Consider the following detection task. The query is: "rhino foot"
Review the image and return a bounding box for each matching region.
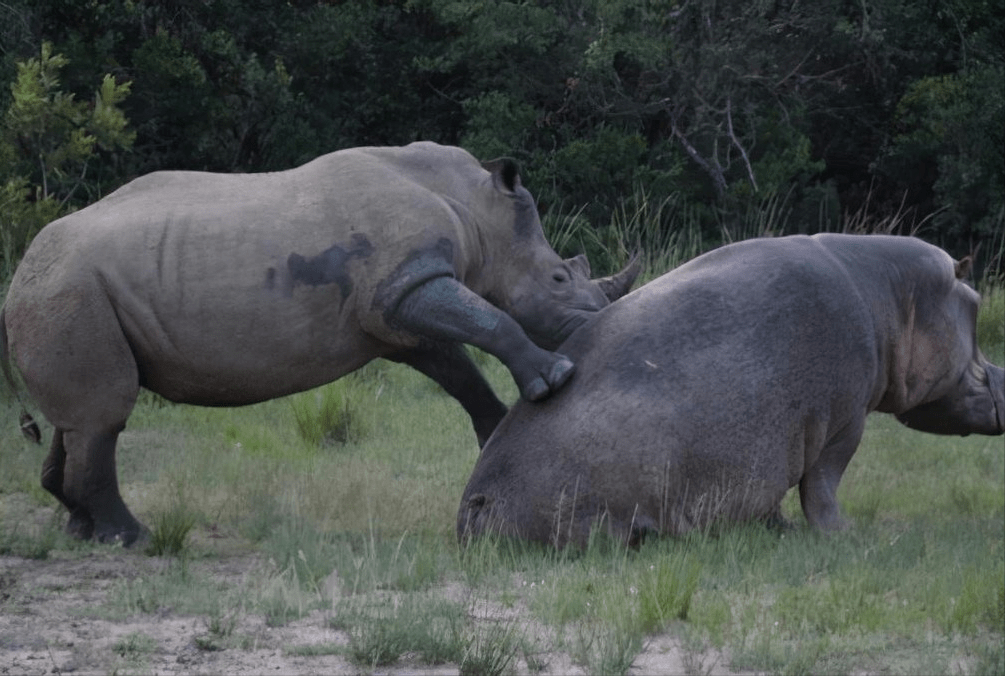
[522,356,575,402]
[95,522,148,548]
[65,510,95,540]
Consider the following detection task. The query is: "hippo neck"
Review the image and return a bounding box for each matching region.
[843,239,956,414]
[808,235,938,414]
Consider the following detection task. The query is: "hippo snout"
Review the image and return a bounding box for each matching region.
[457,493,492,544]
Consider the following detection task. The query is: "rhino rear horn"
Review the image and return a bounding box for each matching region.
[597,253,642,301]
[954,255,973,280]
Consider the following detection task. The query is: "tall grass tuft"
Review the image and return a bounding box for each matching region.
[635,552,702,630]
[290,378,369,447]
[460,616,522,676]
[333,595,467,668]
[145,501,197,557]
[977,284,1004,363]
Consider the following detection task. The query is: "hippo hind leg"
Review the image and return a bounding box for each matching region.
[799,418,864,531]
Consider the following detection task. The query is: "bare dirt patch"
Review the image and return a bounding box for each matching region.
[0,547,737,675]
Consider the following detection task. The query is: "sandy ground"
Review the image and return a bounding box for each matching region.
[0,549,740,676]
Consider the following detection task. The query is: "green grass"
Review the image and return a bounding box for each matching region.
[1,216,1003,674]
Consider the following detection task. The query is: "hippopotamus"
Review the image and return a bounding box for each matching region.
[0,141,638,545]
[458,234,1005,548]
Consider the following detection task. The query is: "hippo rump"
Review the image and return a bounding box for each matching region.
[458,234,1005,548]
[0,141,638,545]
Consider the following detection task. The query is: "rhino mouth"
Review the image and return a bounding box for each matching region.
[524,309,595,351]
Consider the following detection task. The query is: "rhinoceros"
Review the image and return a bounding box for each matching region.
[458,234,1005,548]
[0,141,638,545]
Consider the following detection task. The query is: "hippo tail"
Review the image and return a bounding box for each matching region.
[0,307,41,445]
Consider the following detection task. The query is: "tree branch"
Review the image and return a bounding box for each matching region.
[726,97,758,193]
[668,109,726,198]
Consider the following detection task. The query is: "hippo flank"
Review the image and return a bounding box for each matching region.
[458,234,1004,548]
[0,141,639,546]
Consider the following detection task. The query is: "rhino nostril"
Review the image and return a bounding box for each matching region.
[469,494,487,509]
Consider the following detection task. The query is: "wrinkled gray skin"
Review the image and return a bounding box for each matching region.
[458,234,1005,549]
[0,141,639,546]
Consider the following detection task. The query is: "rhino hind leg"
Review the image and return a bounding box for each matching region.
[58,425,146,545]
[20,295,146,545]
[392,276,575,402]
[40,429,93,539]
[388,342,508,446]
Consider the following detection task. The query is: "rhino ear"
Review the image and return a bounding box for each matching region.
[565,253,591,278]
[482,158,521,193]
[955,256,973,280]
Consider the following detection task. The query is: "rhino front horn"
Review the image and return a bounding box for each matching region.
[597,253,642,302]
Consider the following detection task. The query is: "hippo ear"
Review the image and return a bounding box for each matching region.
[955,256,973,280]
[482,158,521,193]
[565,253,591,278]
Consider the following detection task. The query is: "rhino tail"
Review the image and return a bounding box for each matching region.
[0,307,41,445]
[597,252,643,302]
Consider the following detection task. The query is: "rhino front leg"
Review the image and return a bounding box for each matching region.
[389,342,509,446]
[392,276,575,402]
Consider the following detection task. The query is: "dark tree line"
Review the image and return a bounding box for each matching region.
[1,0,1002,274]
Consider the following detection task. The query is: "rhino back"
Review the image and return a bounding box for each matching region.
[464,235,881,542]
[7,144,488,404]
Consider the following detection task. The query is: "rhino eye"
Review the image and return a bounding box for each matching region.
[553,270,569,284]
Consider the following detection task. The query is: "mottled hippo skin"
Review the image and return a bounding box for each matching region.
[458,234,1005,548]
[0,141,638,546]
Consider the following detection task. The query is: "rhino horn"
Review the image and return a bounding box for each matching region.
[596,253,642,302]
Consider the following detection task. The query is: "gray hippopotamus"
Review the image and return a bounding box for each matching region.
[458,234,1004,548]
[0,141,638,545]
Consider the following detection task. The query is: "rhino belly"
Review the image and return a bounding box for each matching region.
[134,335,379,406]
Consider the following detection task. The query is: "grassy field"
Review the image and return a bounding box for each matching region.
[1,249,1003,674]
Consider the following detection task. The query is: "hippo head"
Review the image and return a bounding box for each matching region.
[894,257,1005,436]
[477,159,640,350]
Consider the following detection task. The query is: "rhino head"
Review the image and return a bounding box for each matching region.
[893,257,1005,436]
[476,158,640,350]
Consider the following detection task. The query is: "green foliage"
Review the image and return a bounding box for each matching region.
[879,65,1005,243]
[0,0,1000,273]
[0,41,133,270]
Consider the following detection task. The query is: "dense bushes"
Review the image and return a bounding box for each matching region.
[1,0,1001,275]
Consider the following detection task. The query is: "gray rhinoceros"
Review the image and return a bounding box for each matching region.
[0,141,638,545]
[458,234,1005,548]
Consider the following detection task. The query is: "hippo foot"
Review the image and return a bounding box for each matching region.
[521,357,575,402]
[763,510,795,532]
